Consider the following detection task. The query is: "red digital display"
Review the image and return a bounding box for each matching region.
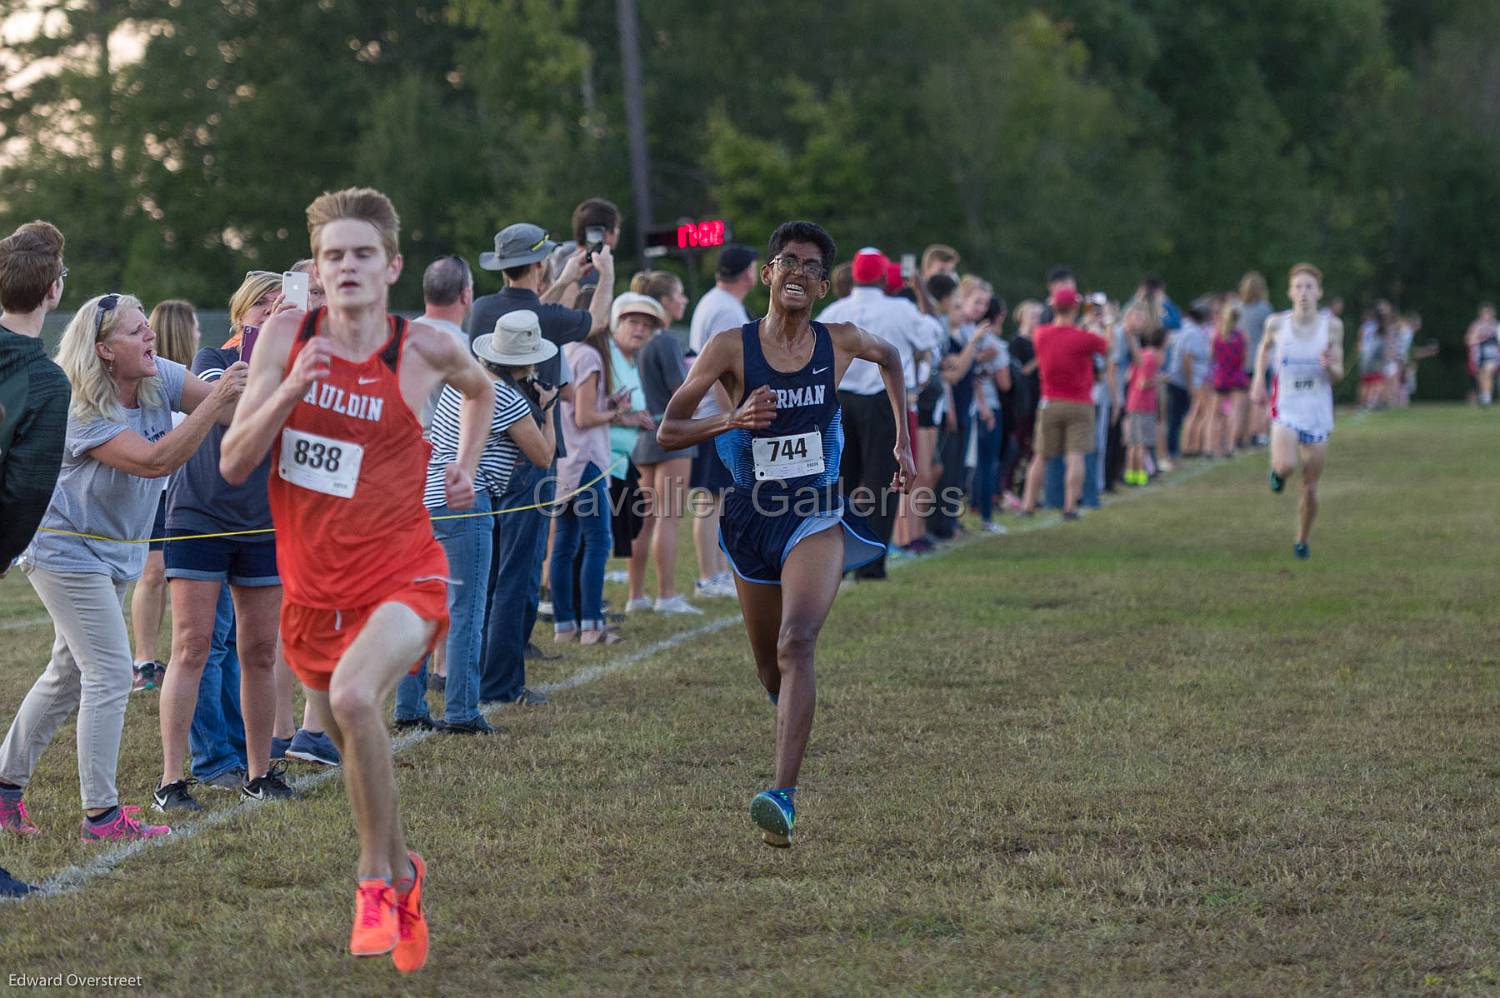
[676,219,727,250]
[645,218,732,255]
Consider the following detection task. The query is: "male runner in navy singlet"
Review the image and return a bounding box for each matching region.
[658,221,914,847]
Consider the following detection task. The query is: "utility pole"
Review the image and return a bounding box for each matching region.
[616,0,652,266]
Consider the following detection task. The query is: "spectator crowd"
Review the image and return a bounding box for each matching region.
[0,197,1458,895]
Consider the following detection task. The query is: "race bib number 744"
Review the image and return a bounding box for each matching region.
[752,431,824,481]
[278,426,364,498]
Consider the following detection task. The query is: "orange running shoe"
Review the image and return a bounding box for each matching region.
[393,850,429,973]
[349,879,398,957]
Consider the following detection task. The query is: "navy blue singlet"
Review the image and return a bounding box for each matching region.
[716,320,883,584]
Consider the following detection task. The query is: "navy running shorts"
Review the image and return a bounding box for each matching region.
[718,488,884,585]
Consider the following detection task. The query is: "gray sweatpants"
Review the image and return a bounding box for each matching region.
[0,564,132,810]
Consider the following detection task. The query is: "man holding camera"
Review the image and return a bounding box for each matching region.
[470,222,613,703]
[570,198,622,294]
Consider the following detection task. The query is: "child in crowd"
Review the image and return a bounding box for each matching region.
[1123,306,1164,486]
[1210,303,1248,458]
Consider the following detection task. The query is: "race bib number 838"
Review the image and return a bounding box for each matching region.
[279,427,364,498]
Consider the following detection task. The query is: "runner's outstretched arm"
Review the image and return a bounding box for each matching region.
[657,330,772,450]
[1322,318,1346,382]
[827,322,916,491]
[408,320,494,511]
[1249,316,1279,407]
[221,309,322,485]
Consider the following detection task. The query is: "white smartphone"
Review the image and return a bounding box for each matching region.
[900,253,916,279]
[281,271,309,310]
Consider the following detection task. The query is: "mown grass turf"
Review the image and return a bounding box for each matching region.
[1,405,1498,994]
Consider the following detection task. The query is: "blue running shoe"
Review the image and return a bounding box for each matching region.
[750,787,797,848]
[1269,469,1286,494]
[1294,542,1310,560]
[0,863,36,896]
[270,736,291,761]
[285,728,340,767]
[767,689,779,707]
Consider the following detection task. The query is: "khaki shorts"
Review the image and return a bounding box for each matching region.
[1035,401,1095,458]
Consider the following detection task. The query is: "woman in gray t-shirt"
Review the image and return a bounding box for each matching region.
[0,293,243,841]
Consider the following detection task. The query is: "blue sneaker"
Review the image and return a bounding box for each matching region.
[1294,542,1310,560]
[270,736,291,761]
[1269,469,1286,494]
[285,729,340,767]
[0,863,36,896]
[750,787,797,848]
[767,689,779,707]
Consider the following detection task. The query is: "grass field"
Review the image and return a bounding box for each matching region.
[2,405,1498,995]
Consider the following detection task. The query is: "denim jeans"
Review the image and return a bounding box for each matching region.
[190,585,246,780]
[971,416,1004,522]
[394,493,496,723]
[1166,383,1191,459]
[928,421,970,539]
[549,463,611,631]
[437,494,497,723]
[480,461,548,704]
[522,471,554,647]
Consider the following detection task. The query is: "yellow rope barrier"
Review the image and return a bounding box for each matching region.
[34,460,623,545]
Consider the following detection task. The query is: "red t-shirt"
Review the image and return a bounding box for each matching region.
[1126,348,1162,414]
[1034,323,1107,404]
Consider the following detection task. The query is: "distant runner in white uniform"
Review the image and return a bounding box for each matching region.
[1250,263,1344,560]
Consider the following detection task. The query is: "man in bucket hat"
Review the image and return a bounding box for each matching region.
[470,222,616,679]
[471,222,614,451]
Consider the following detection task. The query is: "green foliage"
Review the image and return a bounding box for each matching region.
[705,81,874,245]
[919,12,1175,307]
[1,1,1495,394]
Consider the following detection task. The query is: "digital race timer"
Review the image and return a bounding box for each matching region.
[675,219,726,249]
[645,218,732,255]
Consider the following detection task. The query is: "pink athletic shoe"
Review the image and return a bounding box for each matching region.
[79,805,171,842]
[0,794,39,836]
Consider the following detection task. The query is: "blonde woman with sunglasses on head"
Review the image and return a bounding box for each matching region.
[129,299,201,692]
[0,293,244,844]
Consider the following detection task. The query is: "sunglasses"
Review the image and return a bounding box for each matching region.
[93,293,121,340]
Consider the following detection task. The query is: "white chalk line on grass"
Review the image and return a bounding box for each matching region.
[6,614,745,903]
[3,443,1268,903]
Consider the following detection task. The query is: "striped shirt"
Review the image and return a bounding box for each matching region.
[422,379,532,508]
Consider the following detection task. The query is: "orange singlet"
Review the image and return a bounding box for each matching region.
[270,308,450,691]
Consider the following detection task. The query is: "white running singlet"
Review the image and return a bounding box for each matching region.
[1269,311,1334,443]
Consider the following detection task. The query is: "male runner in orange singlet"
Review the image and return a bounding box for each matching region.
[221,188,494,972]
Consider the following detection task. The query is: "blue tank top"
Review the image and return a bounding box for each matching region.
[717,320,843,511]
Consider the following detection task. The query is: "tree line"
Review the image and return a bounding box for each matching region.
[2,0,1495,396]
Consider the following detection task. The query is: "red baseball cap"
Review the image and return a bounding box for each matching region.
[885,261,905,295]
[852,248,889,285]
[1052,288,1081,313]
